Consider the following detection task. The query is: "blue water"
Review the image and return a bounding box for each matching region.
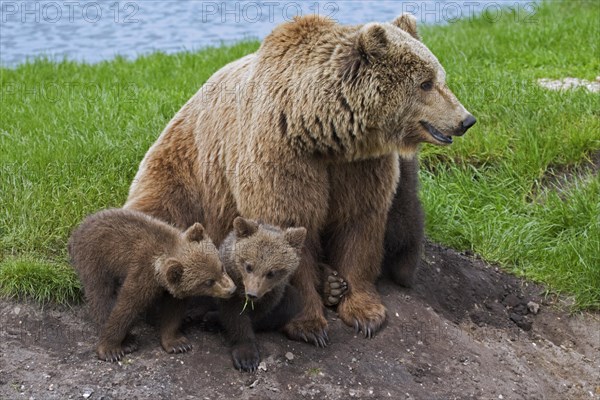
[0,0,539,66]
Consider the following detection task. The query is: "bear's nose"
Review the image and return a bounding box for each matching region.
[246,292,259,300]
[460,115,477,132]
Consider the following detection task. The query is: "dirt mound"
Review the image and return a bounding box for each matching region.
[1,242,599,399]
[412,242,538,331]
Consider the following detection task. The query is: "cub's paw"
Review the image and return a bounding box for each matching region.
[283,314,329,348]
[231,342,260,372]
[161,336,193,354]
[97,343,131,362]
[338,290,387,339]
[321,265,348,307]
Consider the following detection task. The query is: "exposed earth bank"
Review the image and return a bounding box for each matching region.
[1,242,598,400]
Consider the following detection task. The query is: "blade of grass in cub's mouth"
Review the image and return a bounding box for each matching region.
[240,296,255,314]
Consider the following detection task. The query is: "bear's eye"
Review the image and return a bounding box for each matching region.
[266,271,275,279]
[205,279,215,287]
[245,263,253,273]
[420,80,434,91]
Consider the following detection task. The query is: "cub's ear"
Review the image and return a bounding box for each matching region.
[164,259,184,286]
[357,23,388,60]
[284,227,307,252]
[184,222,206,242]
[233,217,259,238]
[392,13,420,41]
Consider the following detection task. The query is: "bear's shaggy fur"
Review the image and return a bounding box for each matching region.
[216,217,306,371]
[383,155,425,288]
[68,209,236,361]
[124,13,474,343]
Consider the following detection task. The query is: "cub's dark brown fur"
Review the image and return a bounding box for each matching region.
[383,155,425,287]
[68,208,236,362]
[216,217,306,372]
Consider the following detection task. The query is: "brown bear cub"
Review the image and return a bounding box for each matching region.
[68,208,236,362]
[210,217,307,372]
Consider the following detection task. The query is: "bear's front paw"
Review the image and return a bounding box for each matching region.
[231,342,260,372]
[97,342,133,362]
[283,314,329,348]
[321,265,348,307]
[338,290,387,339]
[161,336,193,354]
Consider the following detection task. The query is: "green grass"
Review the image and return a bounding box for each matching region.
[1,1,599,308]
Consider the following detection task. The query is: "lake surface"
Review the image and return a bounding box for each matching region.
[1,0,538,66]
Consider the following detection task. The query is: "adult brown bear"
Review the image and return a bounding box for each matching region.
[125,14,475,345]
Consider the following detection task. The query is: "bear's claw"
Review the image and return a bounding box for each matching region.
[339,290,387,339]
[97,336,138,362]
[283,316,329,347]
[161,336,193,354]
[232,342,260,372]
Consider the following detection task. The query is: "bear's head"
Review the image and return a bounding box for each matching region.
[229,217,306,301]
[341,13,476,156]
[156,223,236,299]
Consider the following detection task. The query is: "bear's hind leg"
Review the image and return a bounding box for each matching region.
[84,274,120,327]
[159,296,193,354]
[96,277,157,362]
[382,155,424,288]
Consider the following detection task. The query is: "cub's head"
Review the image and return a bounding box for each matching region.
[156,223,236,299]
[341,13,476,156]
[229,217,306,301]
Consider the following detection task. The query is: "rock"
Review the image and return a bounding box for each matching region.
[538,77,600,93]
[512,303,528,315]
[527,301,540,315]
[82,388,94,398]
[258,361,267,371]
[510,313,532,331]
[285,352,294,361]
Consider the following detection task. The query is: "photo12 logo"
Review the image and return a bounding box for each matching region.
[1,1,140,23]
[400,1,538,24]
[200,1,340,23]
[1,81,138,104]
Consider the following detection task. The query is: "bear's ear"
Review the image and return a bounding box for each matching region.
[392,13,420,41]
[284,227,307,252]
[357,23,388,60]
[233,217,259,238]
[184,222,206,242]
[164,259,184,286]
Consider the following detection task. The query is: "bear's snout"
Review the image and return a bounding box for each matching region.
[456,114,477,136]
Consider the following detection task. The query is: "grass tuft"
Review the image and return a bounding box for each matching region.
[0,256,81,304]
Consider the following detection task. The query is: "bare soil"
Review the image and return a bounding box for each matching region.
[1,242,599,400]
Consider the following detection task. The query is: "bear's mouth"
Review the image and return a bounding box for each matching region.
[420,121,453,144]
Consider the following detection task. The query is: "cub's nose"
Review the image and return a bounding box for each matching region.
[227,284,237,295]
[461,115,477,132]
[246,292,259,301]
